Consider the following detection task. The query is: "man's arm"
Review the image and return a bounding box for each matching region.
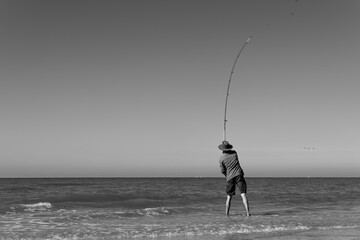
[220,161,227,176]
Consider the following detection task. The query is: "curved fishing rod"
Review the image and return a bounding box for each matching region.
[223,36,253,141]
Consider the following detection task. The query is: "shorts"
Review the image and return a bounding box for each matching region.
[226,175,247,195]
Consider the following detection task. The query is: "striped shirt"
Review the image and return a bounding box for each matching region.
[219,150,244,181]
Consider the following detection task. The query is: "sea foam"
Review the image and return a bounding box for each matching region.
[11,202,53,212]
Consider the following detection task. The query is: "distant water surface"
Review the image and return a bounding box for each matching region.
[1,178,359,239]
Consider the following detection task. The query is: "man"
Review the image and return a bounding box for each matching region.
[218,140,250,216]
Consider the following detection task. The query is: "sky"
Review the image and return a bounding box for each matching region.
[1,0,359,177]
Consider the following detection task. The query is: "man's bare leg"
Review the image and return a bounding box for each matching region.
[226,195,232,216]
[240,193,251,216]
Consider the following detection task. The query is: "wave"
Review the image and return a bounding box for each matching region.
[117,206,180,218]
[1,225,358,240]
[10,202,53,213]
[1,186,39,192]
[318,225,358,230]
[118,223,312,238]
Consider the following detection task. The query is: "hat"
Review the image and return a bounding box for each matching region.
[218,141,233,150]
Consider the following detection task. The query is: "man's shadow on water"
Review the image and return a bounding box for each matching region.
[253,212,279,216]
[251,209,299,216]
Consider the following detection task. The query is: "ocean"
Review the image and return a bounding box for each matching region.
[1,178,360,240]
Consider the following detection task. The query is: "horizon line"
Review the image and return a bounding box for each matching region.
[0,176,359,179]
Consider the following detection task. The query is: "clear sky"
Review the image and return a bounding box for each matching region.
[1,0,359,177]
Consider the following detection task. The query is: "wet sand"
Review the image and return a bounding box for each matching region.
[264,228,360,240]
[148,227,360,240]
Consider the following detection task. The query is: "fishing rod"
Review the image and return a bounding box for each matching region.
[223,36,253,141]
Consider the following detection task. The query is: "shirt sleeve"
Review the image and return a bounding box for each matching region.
[219,161,226,176]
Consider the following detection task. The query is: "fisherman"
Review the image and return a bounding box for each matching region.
[218,141,250,216]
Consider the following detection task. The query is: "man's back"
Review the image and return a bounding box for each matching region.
[219,150,243,181]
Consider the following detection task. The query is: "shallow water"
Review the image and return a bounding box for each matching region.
[1,178,359,239]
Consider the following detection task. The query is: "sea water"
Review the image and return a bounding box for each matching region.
[1,178,360,239]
